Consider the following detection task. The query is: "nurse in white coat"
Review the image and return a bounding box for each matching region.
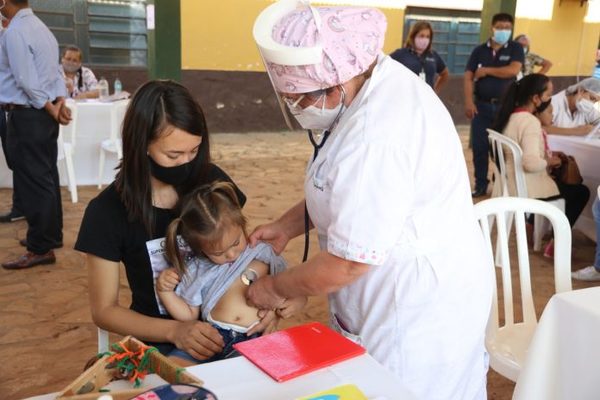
[246,2,494,399]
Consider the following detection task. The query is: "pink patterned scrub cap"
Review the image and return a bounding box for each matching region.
[268,7,387,94]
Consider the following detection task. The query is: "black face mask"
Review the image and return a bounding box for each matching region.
[148,155,196,186]
[536,99,552,114]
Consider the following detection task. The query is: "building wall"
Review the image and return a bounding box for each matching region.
[178,0,598,131]
[180,0,405,72]
[514,0,600,77]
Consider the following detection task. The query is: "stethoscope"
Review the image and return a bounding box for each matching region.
[302,87,346,262]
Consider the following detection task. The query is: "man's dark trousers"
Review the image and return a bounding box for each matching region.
[6,108,62,254]
[471,101,499,192]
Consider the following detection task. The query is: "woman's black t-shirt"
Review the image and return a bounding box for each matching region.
[74,163,246,319]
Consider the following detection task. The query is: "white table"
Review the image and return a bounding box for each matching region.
[26,354,417,400]
[186,354,416,400]
[547,134,600,241]
[0,99,128,188]
[513,287,600,400]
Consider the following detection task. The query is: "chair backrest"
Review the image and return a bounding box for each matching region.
[487,129,528,198]
[109,99,130,142]
[61,99,79,147]
[474,197,572,338]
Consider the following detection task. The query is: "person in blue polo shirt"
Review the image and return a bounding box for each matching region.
[390,20,449,93]
[464,13,524,197]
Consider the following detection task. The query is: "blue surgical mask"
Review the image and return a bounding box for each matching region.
[493,29,512,46]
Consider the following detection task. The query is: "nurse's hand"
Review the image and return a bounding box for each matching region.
[246,274,286,311]
[248,221,290,254]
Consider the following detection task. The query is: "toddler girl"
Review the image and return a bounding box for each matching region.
[157,182,306,366]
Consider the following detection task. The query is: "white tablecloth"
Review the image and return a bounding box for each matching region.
[0,100,127,188]
[547,134,600,241]
[513,287,600,400]
[187,354,416,400]
[26,353,417,400]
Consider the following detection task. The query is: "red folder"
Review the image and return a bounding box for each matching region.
[233,321,366,382]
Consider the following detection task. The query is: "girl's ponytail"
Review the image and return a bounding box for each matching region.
[164,217,187,276]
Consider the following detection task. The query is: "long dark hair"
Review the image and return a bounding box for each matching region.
[492,73,550,133]
[115,80,211,236]
[164,182,247,275]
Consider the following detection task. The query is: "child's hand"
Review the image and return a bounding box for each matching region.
[157,268,180,292]
[276,296,308,319]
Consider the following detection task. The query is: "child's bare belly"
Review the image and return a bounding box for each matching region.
[210,260,269,328]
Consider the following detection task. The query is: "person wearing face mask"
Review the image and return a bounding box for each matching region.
[545,77,600,136]
[464,13,524,197]
[60,45,99,99]
[514,34,552,78]
[0,0,71,269]
[492,74,590,255]
[247,2,494,399]
[74,80,279,364]
[389,20,449,93]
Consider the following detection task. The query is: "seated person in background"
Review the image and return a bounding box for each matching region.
[389,20,449,93]
[157,182,307,366]
[546,77,600,136]
[515,34,552,77]
[60,45,98,99]
[572,186,600,281]
[493,74,590,256]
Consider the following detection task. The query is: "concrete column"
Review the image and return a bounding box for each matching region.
[147,0,181,81]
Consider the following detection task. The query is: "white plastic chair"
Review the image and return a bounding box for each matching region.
[57,99,79,203]
[98,100,129,189]
[474,197,572,382]
[488,129,566,253]
[98,327,109,353]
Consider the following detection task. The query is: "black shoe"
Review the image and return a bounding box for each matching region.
[471,187,488,198]
[0,210,25,223]
[19,239,63,249]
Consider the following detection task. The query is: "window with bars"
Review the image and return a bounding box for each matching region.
[31,0,148,67]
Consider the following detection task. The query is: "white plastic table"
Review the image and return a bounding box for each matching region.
[26,353,417,400]
[513,287,600,400]
[0,99,128,188]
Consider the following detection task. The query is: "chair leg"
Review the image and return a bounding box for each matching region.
[64,151,78,203]
[533,214,546,252]
[98,149,105,189]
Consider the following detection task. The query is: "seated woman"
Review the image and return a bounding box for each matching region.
[75,80,277,363]
[60,45,99,99]
[545,77,600,136]
[492,73,590,255]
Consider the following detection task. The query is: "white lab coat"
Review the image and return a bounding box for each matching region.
[551,89,600,127]
[304,55,494,400]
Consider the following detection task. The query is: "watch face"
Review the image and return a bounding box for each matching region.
[241,268,258,286]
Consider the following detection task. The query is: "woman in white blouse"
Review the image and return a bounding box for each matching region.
[245,2,494,399]
[60,45,99,99]
[546,77,600,136]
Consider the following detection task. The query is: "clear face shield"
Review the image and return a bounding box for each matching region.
[253,0,326,130]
